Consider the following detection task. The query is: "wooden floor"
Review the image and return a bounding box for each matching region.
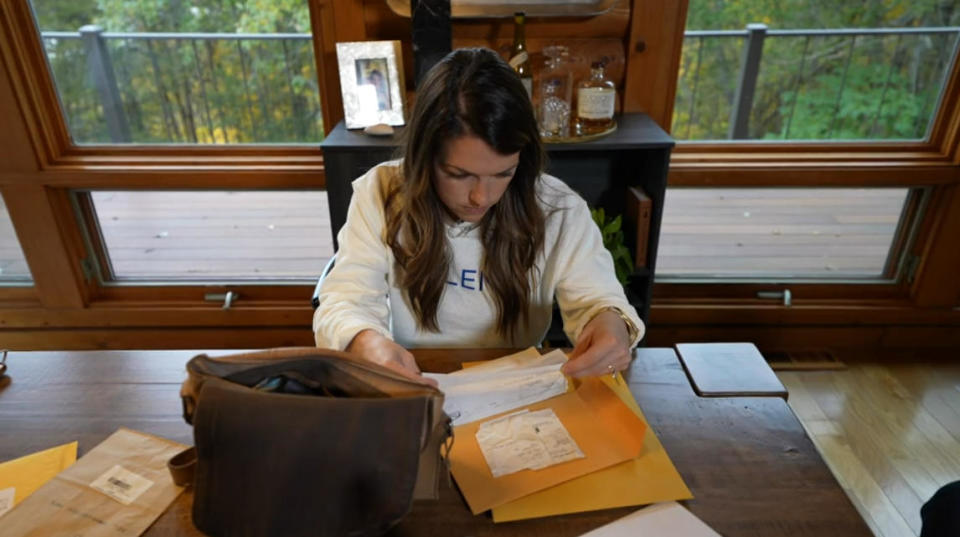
[0,188,907,281]
[779,361,960,537]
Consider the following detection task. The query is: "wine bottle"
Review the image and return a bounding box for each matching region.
[509,12,533,100]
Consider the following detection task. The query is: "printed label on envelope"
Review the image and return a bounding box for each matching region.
[89,465,154,505]
[476,409,584,478]
[0,486,14,517]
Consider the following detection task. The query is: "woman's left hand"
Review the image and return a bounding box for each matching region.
[561,310,632,378]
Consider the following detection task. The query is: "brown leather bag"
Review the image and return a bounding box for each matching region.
[175,347,450,537]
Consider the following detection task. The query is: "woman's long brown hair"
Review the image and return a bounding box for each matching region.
[382,48,546,340]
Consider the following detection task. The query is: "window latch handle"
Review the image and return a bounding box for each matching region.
[757,289,791,307]
[204,291,237,309]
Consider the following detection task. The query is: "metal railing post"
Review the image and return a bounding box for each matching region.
[728,23,767,139]
[79,25,131,142]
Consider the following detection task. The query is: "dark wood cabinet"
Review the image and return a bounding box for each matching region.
[321,112,674,337]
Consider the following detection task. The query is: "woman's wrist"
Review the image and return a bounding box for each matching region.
[346,328,382,353]
[593,307,638,343]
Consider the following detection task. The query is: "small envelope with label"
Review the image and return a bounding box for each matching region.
[0,428,187,537]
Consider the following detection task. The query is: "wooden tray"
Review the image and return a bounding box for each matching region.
[543,122,617,144]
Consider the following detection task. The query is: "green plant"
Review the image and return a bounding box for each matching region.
[590,207,633,286]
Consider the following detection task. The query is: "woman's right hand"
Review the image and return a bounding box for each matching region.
[346,329,437,386]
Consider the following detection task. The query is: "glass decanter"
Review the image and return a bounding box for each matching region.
[538,45,573,139]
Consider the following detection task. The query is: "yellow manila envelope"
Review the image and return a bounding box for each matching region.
[0,441,78,515]
[490,374,693,522]
[448,377,647,515]
[0,428,187,537]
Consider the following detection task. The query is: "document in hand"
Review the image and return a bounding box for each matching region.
[447,374,647,514]
[0,428,187,537]
[423,348,569,426]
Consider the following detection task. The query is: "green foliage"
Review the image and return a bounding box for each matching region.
[31,0,323,144]
[31,0,960,144]
[673,0,960,141]
[590,208,633,287]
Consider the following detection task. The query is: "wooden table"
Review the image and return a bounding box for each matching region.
[0,348,872,536]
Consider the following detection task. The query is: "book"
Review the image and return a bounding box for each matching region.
[625,186,652,269]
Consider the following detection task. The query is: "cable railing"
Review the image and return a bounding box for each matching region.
[40,26,322,144]
[675,24,960,141]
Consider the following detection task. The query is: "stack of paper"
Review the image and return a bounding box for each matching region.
[434,347,694,522]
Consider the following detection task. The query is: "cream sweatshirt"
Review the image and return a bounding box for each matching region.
[313,161,644,350]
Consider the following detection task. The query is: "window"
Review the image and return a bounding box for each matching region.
[656,187,915,280]
[673,1,960,141]
[29,0,322,144]
[81,190,333,281]
[0,197,32,283]
[660,1,954,287]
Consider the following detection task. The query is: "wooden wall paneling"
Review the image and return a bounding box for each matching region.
[0,170,327,189]
[94,284,312,303]
[650,303,960,326]
[1,185,88,308]
[672,146,944,162]
[363,0,631,40]
[362,0,631,99]
[332,0,369,42]
[879,326,960,349]
[452,2,629,40]
[311,0,346,132]
[655,282,908,301]
[666,164,959,187]
[0,305,312,328]
[910,185,960,307]
[453,11,630,39]
[622,0,688,128]
[311,0,368,134]
[673,142,940,158]
[0,288,38,305]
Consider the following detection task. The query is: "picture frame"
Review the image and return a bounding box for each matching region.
[335,41,406,129]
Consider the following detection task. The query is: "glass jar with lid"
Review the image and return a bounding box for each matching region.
[538,45,573,138]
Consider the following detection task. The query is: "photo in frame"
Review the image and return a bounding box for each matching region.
[336,41,406,129]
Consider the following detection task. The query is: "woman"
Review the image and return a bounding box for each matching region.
[314,48,643,381]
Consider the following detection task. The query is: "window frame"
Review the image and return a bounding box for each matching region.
[622,0,960,330]
[0,0,364,345]
[2,0,960,349]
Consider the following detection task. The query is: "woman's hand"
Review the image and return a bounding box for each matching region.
[346,329,437,386]
[561,310,632,378]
